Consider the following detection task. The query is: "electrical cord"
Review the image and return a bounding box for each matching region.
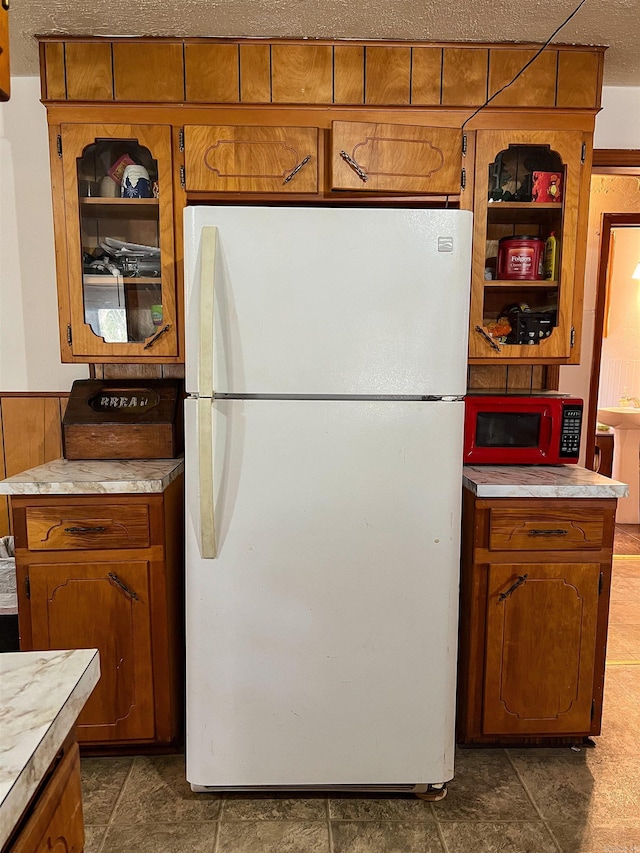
[461,0,588,131]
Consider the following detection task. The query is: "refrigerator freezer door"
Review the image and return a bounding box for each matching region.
[185,206,472,397]
[185,397,463,787]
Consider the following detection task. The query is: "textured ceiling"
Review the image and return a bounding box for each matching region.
[7,0,640,85]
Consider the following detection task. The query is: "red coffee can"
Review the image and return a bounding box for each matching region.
[497,235,545,281]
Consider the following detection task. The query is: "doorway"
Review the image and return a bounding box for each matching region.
[583,163,640,677]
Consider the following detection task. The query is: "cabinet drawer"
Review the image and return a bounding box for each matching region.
[488,508,605,551]
[25,505,150,550]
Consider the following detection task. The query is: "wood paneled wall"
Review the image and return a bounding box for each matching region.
[0,395,69,536]
[39,38,605,111]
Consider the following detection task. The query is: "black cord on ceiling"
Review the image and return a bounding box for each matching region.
[461,0,589,131]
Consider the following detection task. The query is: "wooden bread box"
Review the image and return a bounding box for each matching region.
[62,379,184,460]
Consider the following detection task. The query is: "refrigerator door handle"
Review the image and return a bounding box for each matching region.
[197,396,217,558]
[199,226,218,399]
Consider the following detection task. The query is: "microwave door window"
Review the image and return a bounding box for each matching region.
[476,412,542,448]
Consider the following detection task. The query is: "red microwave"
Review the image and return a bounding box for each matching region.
[463,394,583,465]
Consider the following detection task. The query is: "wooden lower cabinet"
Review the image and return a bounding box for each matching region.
[12,476,184,749]
[9,740,84,853]
[457,489,616,745]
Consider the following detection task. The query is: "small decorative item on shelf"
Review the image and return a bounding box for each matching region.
[121,164,152,198]
[544,232,559,280]
[108,153,135,185]
[150,304,163,326]
[531,171,563,203]
[485,315,512,343]
[99,175,119,197]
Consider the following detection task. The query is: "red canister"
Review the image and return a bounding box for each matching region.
[497,235,545,281]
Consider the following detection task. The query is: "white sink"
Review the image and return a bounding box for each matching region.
[597,407,638,522]
[597,407,640,429]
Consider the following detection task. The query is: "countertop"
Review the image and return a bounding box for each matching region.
[0,649,100,848]
[463,464,629,498]
[0,457,184,495]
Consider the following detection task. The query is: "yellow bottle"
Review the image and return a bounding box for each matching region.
[544,232,559,281]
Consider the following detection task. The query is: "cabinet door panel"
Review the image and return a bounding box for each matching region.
[483,562,599,735]
[11,743,84,853]
[29,561,155,742]
[184,125,319,193]
[60,123,178,360]
[331,121,462,194]
[469,129,585,362]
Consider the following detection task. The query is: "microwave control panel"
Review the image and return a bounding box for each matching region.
[559,405,583,458]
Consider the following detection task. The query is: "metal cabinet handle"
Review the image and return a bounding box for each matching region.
[144,323,172,349]
[527,528,568,537]
[499,573,529,601]
[339,150,368,183]
[108,572,139,601]
[283,154,311,185]
[64,526,107,534]
[475,325,502,352]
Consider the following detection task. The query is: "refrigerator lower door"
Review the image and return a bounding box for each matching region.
[185,397,463,789]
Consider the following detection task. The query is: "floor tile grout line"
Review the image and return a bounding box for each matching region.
[326,798,335,853]
[430,801,452,853]
[211,814,221,853]
[504,748,563,853]
[93,756,136,853]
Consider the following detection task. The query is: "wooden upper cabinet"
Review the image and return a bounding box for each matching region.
[468,128,586,363]
[183,125,319,193]
[185,43,240,103]
[0,0,10,101]
[331,121,463,194]
[483,562,599,735]
[58,123,178,361]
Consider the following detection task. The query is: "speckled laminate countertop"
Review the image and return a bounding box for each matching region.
[463,465,628,499]
[0,457,184,495]
[0,649,100,849]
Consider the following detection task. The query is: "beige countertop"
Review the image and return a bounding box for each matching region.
[0,649,100,849]
[463,464,629,499]
[0,457,184,495]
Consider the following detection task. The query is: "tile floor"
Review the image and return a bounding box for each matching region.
[80,534,640,853]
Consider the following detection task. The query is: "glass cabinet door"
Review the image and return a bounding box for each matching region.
[61,124,178,360]
[469,129,585,362]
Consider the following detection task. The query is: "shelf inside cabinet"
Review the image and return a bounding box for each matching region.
[83,275,162,286]
[80,198,159,220]
[485,280,558,288]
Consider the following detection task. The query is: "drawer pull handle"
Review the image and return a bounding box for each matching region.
[108,572,139,601]
[283,154,311,185]
[527,528,568,537]
[499,573,529,601]
[64,526,107,534]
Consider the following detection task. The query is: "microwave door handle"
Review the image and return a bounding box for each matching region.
[540,408,554,450]
[198,396,217,559]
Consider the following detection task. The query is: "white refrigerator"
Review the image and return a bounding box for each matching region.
[184,205,473,795]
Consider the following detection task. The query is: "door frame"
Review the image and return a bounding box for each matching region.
[586,211,640,470]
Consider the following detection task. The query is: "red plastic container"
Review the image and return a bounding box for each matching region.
[497,235,545,281]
